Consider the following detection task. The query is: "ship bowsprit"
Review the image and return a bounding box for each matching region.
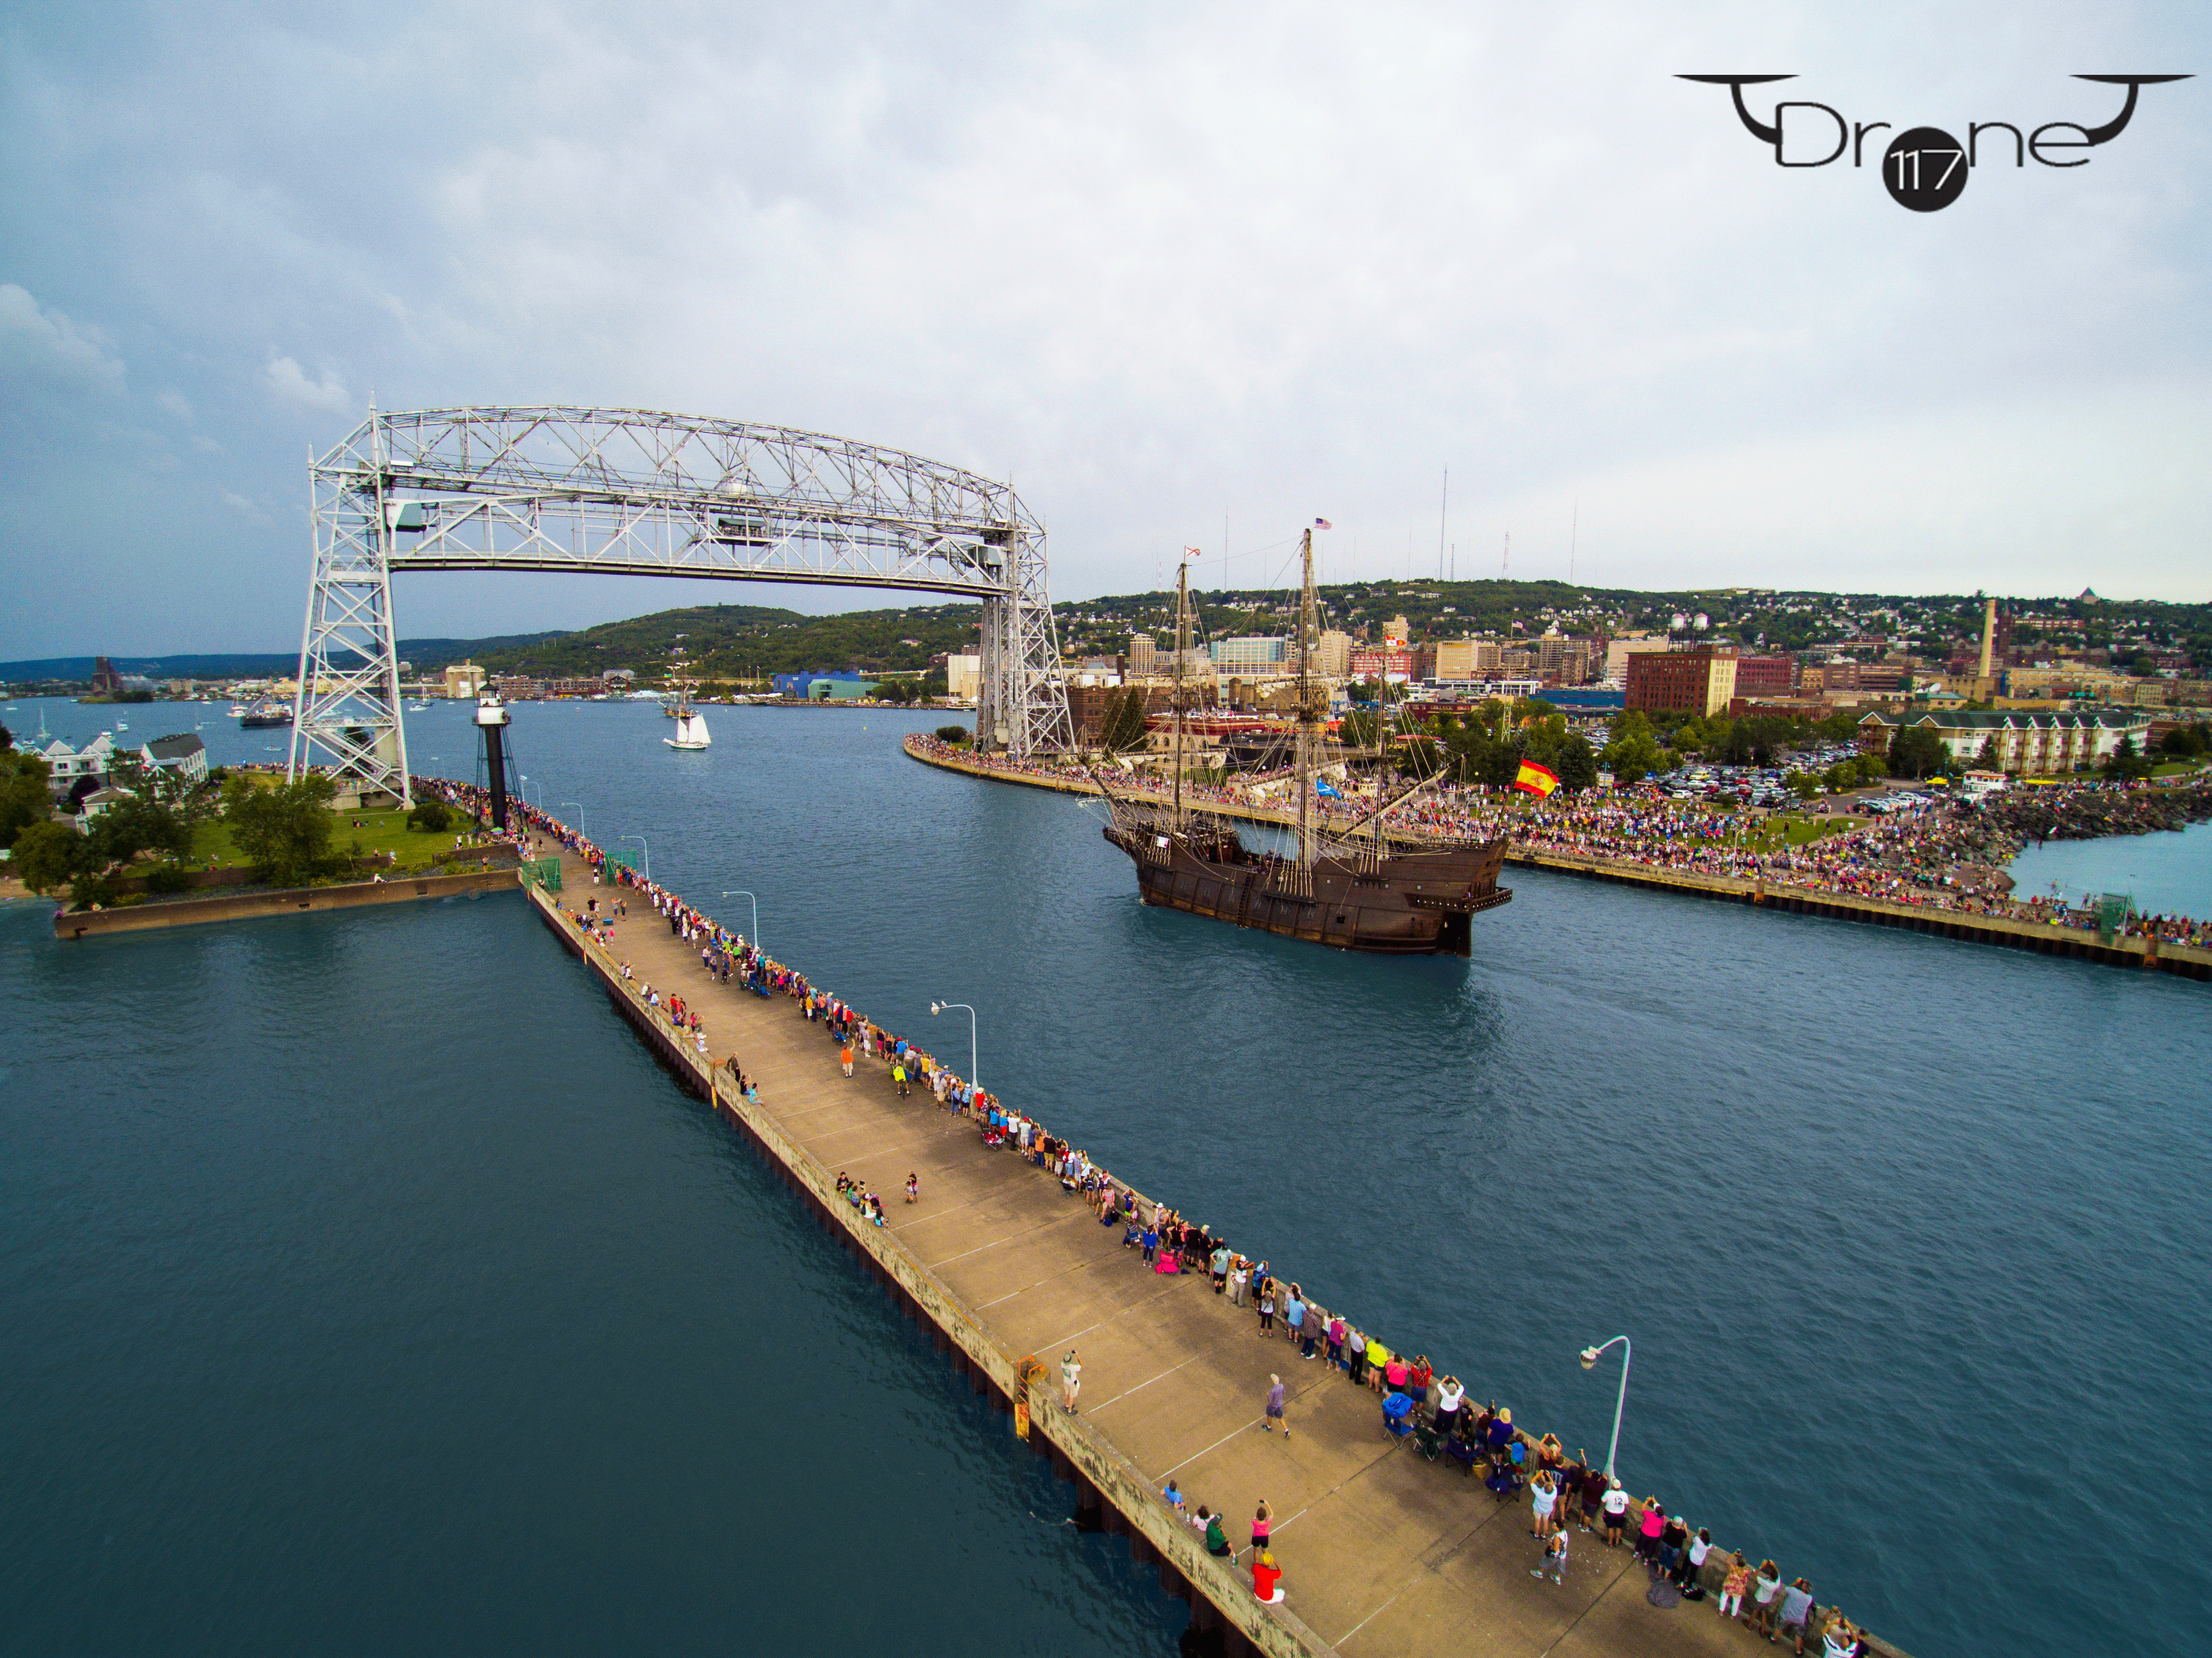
[1103,821,1512,957]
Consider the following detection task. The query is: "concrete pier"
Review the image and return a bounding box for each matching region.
[904,739,2211,982]
[521,847,1911,1658]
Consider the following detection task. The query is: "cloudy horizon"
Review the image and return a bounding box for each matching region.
[2,0,2205,658]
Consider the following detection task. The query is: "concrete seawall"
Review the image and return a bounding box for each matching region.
[52,867,520,939]
[903,740,2211,982]
[523,855,1912,1658]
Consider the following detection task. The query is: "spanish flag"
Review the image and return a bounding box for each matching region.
[1513,759,1560,797]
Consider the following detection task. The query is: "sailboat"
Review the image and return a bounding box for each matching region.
[663,652,711,751]
[1094,529,1510,955]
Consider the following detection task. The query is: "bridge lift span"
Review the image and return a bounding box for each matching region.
[287,405,1075,802]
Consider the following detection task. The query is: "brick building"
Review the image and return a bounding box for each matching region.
[1624,648,1738,717]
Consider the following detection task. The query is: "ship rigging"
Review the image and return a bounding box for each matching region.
[1094,525,1509,955]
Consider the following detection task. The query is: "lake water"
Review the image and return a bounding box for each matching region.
[4,697,2209,1658]
[2007,816,2212,919]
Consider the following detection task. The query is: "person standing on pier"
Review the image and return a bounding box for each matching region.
[904,1171,919,1204]
[1263,1376,1288,1437]
[840,1041,853,1078]
[1059,1348,1082,1414]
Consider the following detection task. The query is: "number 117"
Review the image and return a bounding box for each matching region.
[1893,147,1963,191]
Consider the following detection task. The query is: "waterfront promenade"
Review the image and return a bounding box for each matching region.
[903,738,2212,980]
[519,838,1896,1658]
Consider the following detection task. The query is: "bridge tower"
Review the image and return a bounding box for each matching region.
[289,401,413,805]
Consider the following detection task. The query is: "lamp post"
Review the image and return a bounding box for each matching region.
[930,1000,977,1089]
[1579,1335,1632,1480]
[621,833,652,880]
[561,801,587,836]
[720,890,760,950]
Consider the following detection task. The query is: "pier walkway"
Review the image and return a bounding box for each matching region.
[522,843,1897,1658]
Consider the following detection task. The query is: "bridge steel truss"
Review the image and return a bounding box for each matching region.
[289,405,1074,801]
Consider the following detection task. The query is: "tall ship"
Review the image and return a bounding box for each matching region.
[1097,528,1509,956]
[663,651,711,750]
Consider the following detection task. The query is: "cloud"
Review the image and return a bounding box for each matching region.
[155,387,193,419]
[0,282,125,388]
[263,354,352,413]
[218,488,269,523]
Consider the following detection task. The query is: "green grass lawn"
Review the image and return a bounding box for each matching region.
[180,805,485,877]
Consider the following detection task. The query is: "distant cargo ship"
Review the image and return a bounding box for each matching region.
[238,700,293,729]
[1097,533,1510,956]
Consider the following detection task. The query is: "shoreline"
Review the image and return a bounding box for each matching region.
[902,738,2212,982]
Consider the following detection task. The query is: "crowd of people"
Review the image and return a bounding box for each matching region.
[440,777,1875,1651]
[907,736,2209,947]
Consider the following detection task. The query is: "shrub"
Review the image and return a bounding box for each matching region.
[408,798,454,832]
[144,864,193,893]
[935,724,970,744]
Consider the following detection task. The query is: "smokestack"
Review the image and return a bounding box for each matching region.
[1978,598,1996,680]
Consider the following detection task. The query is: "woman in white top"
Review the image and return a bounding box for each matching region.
[1529,1471,1559,1539]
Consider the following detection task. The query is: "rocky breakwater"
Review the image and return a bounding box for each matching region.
[1988,782,2212,849]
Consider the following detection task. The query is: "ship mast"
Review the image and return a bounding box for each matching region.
[1295,528,1322,870]
[1171,560,1190,828]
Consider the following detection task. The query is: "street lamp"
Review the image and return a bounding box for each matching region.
[720,891,760,950]
[621,833,652,880]
[930,1000,977,1088]
[1579,1335,1632,1481]
[561,801,587,836]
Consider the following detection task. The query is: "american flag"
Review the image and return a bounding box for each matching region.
[1313,518,1333,530]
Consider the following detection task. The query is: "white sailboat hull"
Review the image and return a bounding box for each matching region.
[665,711,711,750]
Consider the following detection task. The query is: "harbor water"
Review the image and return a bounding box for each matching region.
[3,698,2209,1658]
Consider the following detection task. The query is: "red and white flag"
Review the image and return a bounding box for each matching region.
[1184,545,1202,555]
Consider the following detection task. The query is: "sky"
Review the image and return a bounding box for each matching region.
[1,0,2205,658]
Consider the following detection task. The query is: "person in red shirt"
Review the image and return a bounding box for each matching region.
[1251,1550,1283,1603]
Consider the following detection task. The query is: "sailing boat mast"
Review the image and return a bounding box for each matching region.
[1171,561,1190,828]
[1295,528,1322,869]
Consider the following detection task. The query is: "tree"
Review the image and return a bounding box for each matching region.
[1097,689,1150,753]
[0,750,52,850]
[1974,736,2000,770]
[1600,710,1665,781]
[13,820,85,894]
[223,771,340,887]
[934,723,970,745]
[1886,725,1948,780]
[2101,734,2153,782]
[1551,733,1599,792]
[407,799,454,832]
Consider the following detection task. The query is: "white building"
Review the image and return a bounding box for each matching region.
[945,653,981,702]
[141,733,208,786]
[38,734,114,798]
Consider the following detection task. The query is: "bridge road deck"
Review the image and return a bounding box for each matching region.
[531,847,1788,1658]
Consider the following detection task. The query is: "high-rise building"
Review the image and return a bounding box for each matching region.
[1625,647,1738,717]
[1210,636,1289,674]
[1309,630,1353,677]
[1127,633,1157,674]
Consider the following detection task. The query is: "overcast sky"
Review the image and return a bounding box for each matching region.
[2,0,2205,657]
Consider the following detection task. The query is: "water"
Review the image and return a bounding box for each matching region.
[2008,816,2212,918]
[6,697,2211,1658]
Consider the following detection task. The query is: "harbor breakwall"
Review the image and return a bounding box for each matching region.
[903,740,2210,982]
[52,867,520,939]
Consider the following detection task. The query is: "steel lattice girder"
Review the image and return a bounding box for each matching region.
[289,406,1072,796]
